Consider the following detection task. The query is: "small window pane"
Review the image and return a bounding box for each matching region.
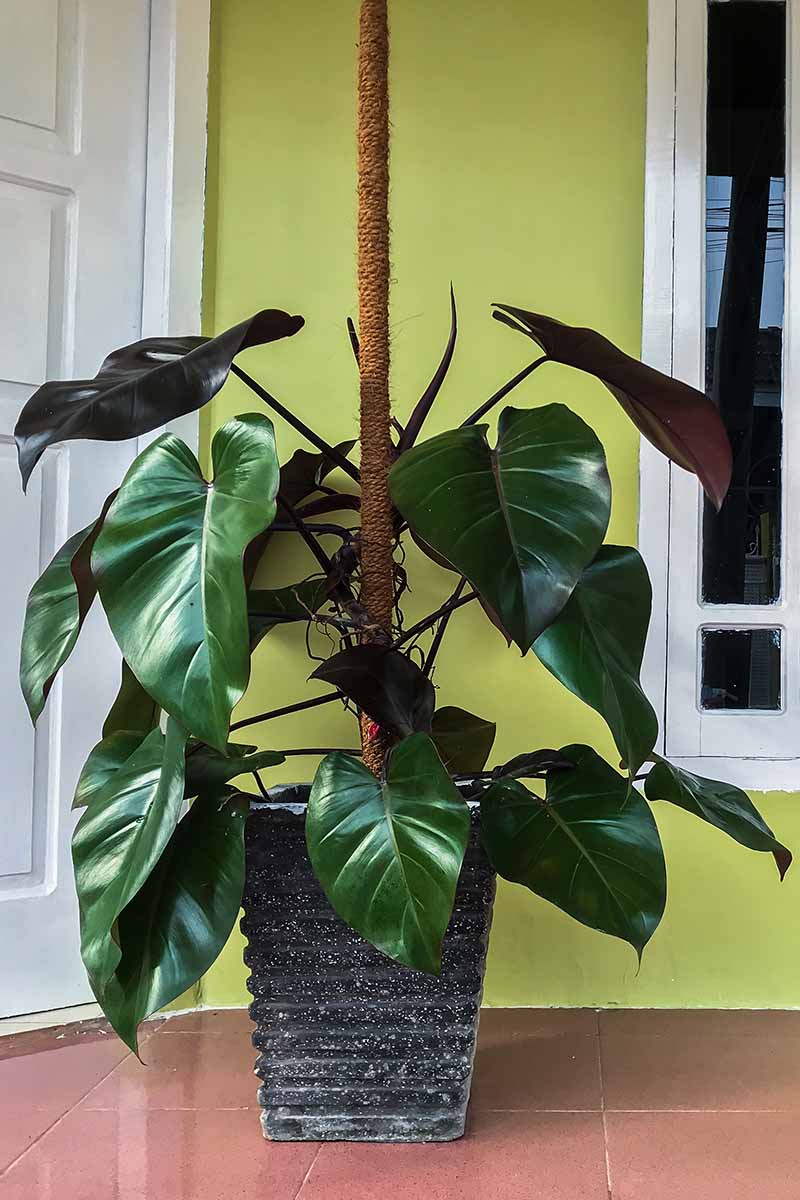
[702,1,785,605]
[700,627,781,710]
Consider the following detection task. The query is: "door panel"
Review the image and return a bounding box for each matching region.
[0,0,151,1015]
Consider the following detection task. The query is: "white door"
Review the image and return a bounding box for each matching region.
[0,1,152,1015]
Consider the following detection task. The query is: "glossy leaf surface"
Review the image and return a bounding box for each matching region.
[72,720,188,999]
[306,734,469,973]
[92,414,279,750]
[20,522,96,723]
[15,309,302,489]
[481,745,666,956]
[248,580,330,650]
[431,706,496,773]
[533,546,658,773]
[311,646,435,737]
[106,791,249,1052]
[184,742,285,796]
[390,404,611,651]
[493,304,732,510]
[102,661,159,739]
[72,731,145,811]
[645,758,792,878]
[492,749,572,780]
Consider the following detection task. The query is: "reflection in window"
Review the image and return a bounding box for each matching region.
[700,628,781,710]
[702,1,785,606]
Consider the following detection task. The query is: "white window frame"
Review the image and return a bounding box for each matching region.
[640,0,800,790]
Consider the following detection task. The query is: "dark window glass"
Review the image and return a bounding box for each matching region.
[703,1,785,604]
[700,628,781,709]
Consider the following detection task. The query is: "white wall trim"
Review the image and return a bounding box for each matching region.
[141,0,210,453]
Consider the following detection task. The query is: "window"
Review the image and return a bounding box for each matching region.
[641,0,799,788]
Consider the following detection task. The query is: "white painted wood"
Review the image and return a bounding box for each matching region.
[0,0,209,1016]
[641,0,800,789]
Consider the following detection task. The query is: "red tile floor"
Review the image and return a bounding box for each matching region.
[2,1007,800,1198]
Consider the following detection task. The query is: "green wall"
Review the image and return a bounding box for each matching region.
[201,0,800,1009]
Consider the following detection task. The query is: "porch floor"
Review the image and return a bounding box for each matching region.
[1,1006,799,1198]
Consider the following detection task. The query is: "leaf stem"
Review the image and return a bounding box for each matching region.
[462,356,550,426]
[230,691,344,733]
[275,747,362,757]
[394,589,478,648]
[231,364,361,483]
[422,577,467,677]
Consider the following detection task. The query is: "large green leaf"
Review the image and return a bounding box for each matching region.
[15,309,302,489]
[184,742,285,796]
[311,646,435,737]
[481,744,666,956]
[72,719,188,999]
[92,414,279,750]
[19,493,115,723]
[104,791,249,1052]
[389,404,611,651]
[492,304,732,510]
[306,734,470,973]
[248,580,330,650]
[645,758,792,878]
[431,706,496,773]
[533,546,658,774]
[102,661,159,738]
[72,731,145,811]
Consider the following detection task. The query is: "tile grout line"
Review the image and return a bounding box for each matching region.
[293,1144,324,1199]
[0,1044,137,1179]
[596,1011,614,1200]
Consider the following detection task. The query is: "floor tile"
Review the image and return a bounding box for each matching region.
[0,1037,130,1110]
[158,1007,253,1037]
[606,1112,800,1200]
[81,1029,260,1110]
[599,1008,800,1039]
[600,1030,800,1111]
[0,1109,63,1172]
[471,1009,601,1111]
[0,1107,320,1200]
[298,1109,608,1200]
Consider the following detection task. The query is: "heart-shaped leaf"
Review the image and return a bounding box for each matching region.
[72,731,146,811]
[20,493,115,723]
[481,744,666,957]
[306,734,470,973]
[102,661,159,739]
[390,404,611,651]
[104,791,249,1052]
[15,309,302,489]
[248,580,331,650]
[645,758,792,879]
[72,719,188,999]
[92,414,279,750]
[184,742,285,796]
[311,646,435,737]
[431,706,496,773]
[533,546,659,774]
[493,304,732,511]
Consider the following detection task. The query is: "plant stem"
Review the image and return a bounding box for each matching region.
[252,770,270,799]
[231,363,361,483]
[394,589,478,648]
[423,577,467,677]
[462,356,550,426]
[277,494,335,576]
[230,691,344,733]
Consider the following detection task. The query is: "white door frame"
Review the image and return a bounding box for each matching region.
[142,0,210,452]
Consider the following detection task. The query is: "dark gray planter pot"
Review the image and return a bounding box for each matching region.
[240,785,495,1143]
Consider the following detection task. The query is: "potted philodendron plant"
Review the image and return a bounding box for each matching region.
[14,297,792,1141]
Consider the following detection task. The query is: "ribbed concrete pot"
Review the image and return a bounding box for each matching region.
[241,786,496,1142]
